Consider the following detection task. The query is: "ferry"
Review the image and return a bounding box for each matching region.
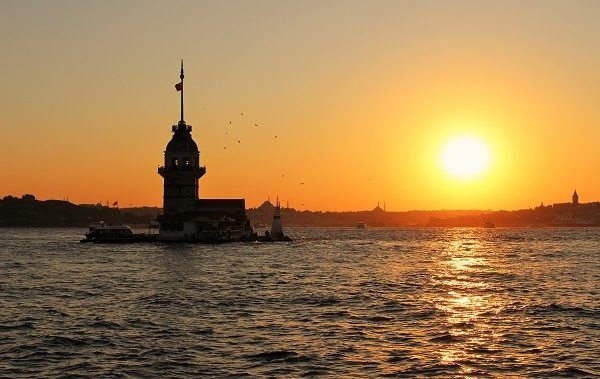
[356,222,366,229]
[483,221,495,228]
[81,222,153,243]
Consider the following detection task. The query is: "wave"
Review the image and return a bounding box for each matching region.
[44,335,89,347]
[0,321,35,331]
[547,366,600,377]
[245,350,312,363]
[87,318,123,330]
[504,302,599,317]
[428,333,466,343]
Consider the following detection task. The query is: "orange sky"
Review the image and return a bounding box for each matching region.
[1,1,599,211]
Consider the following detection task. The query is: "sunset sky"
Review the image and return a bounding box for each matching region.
[1,0,599,211]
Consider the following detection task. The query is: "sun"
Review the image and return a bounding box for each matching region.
[441,136,490,179]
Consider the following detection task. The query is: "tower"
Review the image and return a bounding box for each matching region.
[271,196,284,239]
[158,61,206,215]
[572,190,579,205]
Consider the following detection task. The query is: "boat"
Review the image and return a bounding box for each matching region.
[81,221,154,243]
[356,222,366,229]
[483,221,495,228]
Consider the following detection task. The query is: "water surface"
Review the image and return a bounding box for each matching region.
[1,227,599,377]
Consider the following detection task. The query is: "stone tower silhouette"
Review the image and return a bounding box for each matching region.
[158,61,206,215]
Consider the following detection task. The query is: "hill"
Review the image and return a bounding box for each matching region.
[0,195,158,227]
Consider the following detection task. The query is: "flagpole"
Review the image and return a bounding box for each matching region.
[180,59,184,123]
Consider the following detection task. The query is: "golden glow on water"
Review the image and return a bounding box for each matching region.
[433,231,499,372]
[2,228,599,377]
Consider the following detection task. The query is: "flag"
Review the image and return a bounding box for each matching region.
[175,82,183,91]
[113,201,119,207]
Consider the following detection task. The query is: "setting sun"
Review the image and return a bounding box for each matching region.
[441,136,491,179]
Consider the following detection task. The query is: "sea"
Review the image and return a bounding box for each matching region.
[0,227,599,378]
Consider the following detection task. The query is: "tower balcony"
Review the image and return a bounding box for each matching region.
[158,165,206,178]
[172,123,192,132]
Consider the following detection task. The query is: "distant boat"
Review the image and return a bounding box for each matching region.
[356,222,366,229]
[483,221,495,228]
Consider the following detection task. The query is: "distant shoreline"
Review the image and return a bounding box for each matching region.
[2,195,599,228]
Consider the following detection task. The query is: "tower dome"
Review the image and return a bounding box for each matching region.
[166,122,198,153]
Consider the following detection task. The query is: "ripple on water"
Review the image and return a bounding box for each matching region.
[0,227,599,377]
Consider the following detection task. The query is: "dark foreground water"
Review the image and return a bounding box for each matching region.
[0,227,599,377]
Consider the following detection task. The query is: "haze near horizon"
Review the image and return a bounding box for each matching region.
[1,0,599,211]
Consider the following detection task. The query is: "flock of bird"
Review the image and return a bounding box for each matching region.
[195,110,380,210]
[219,112,305,204]
[222,113,277,149]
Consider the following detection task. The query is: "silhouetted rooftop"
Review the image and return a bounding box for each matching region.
[166,123,198,153]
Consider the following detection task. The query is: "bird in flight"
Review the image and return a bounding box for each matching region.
[229,121,232,125]
[237,140,241,143]
[281,174,285,178]
[254,123,259,127]
[275,135,278,139]
[223,147,227,150]
[240,112,244,116]
[300,182,305,185]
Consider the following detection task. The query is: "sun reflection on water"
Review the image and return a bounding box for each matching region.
[433,231,501,373]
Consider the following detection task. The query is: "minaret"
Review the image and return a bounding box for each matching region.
[158,61,206,215]
[271,196,284,240]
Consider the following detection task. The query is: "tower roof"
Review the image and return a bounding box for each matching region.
[165,61,197,153]
[166,122,198,153]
